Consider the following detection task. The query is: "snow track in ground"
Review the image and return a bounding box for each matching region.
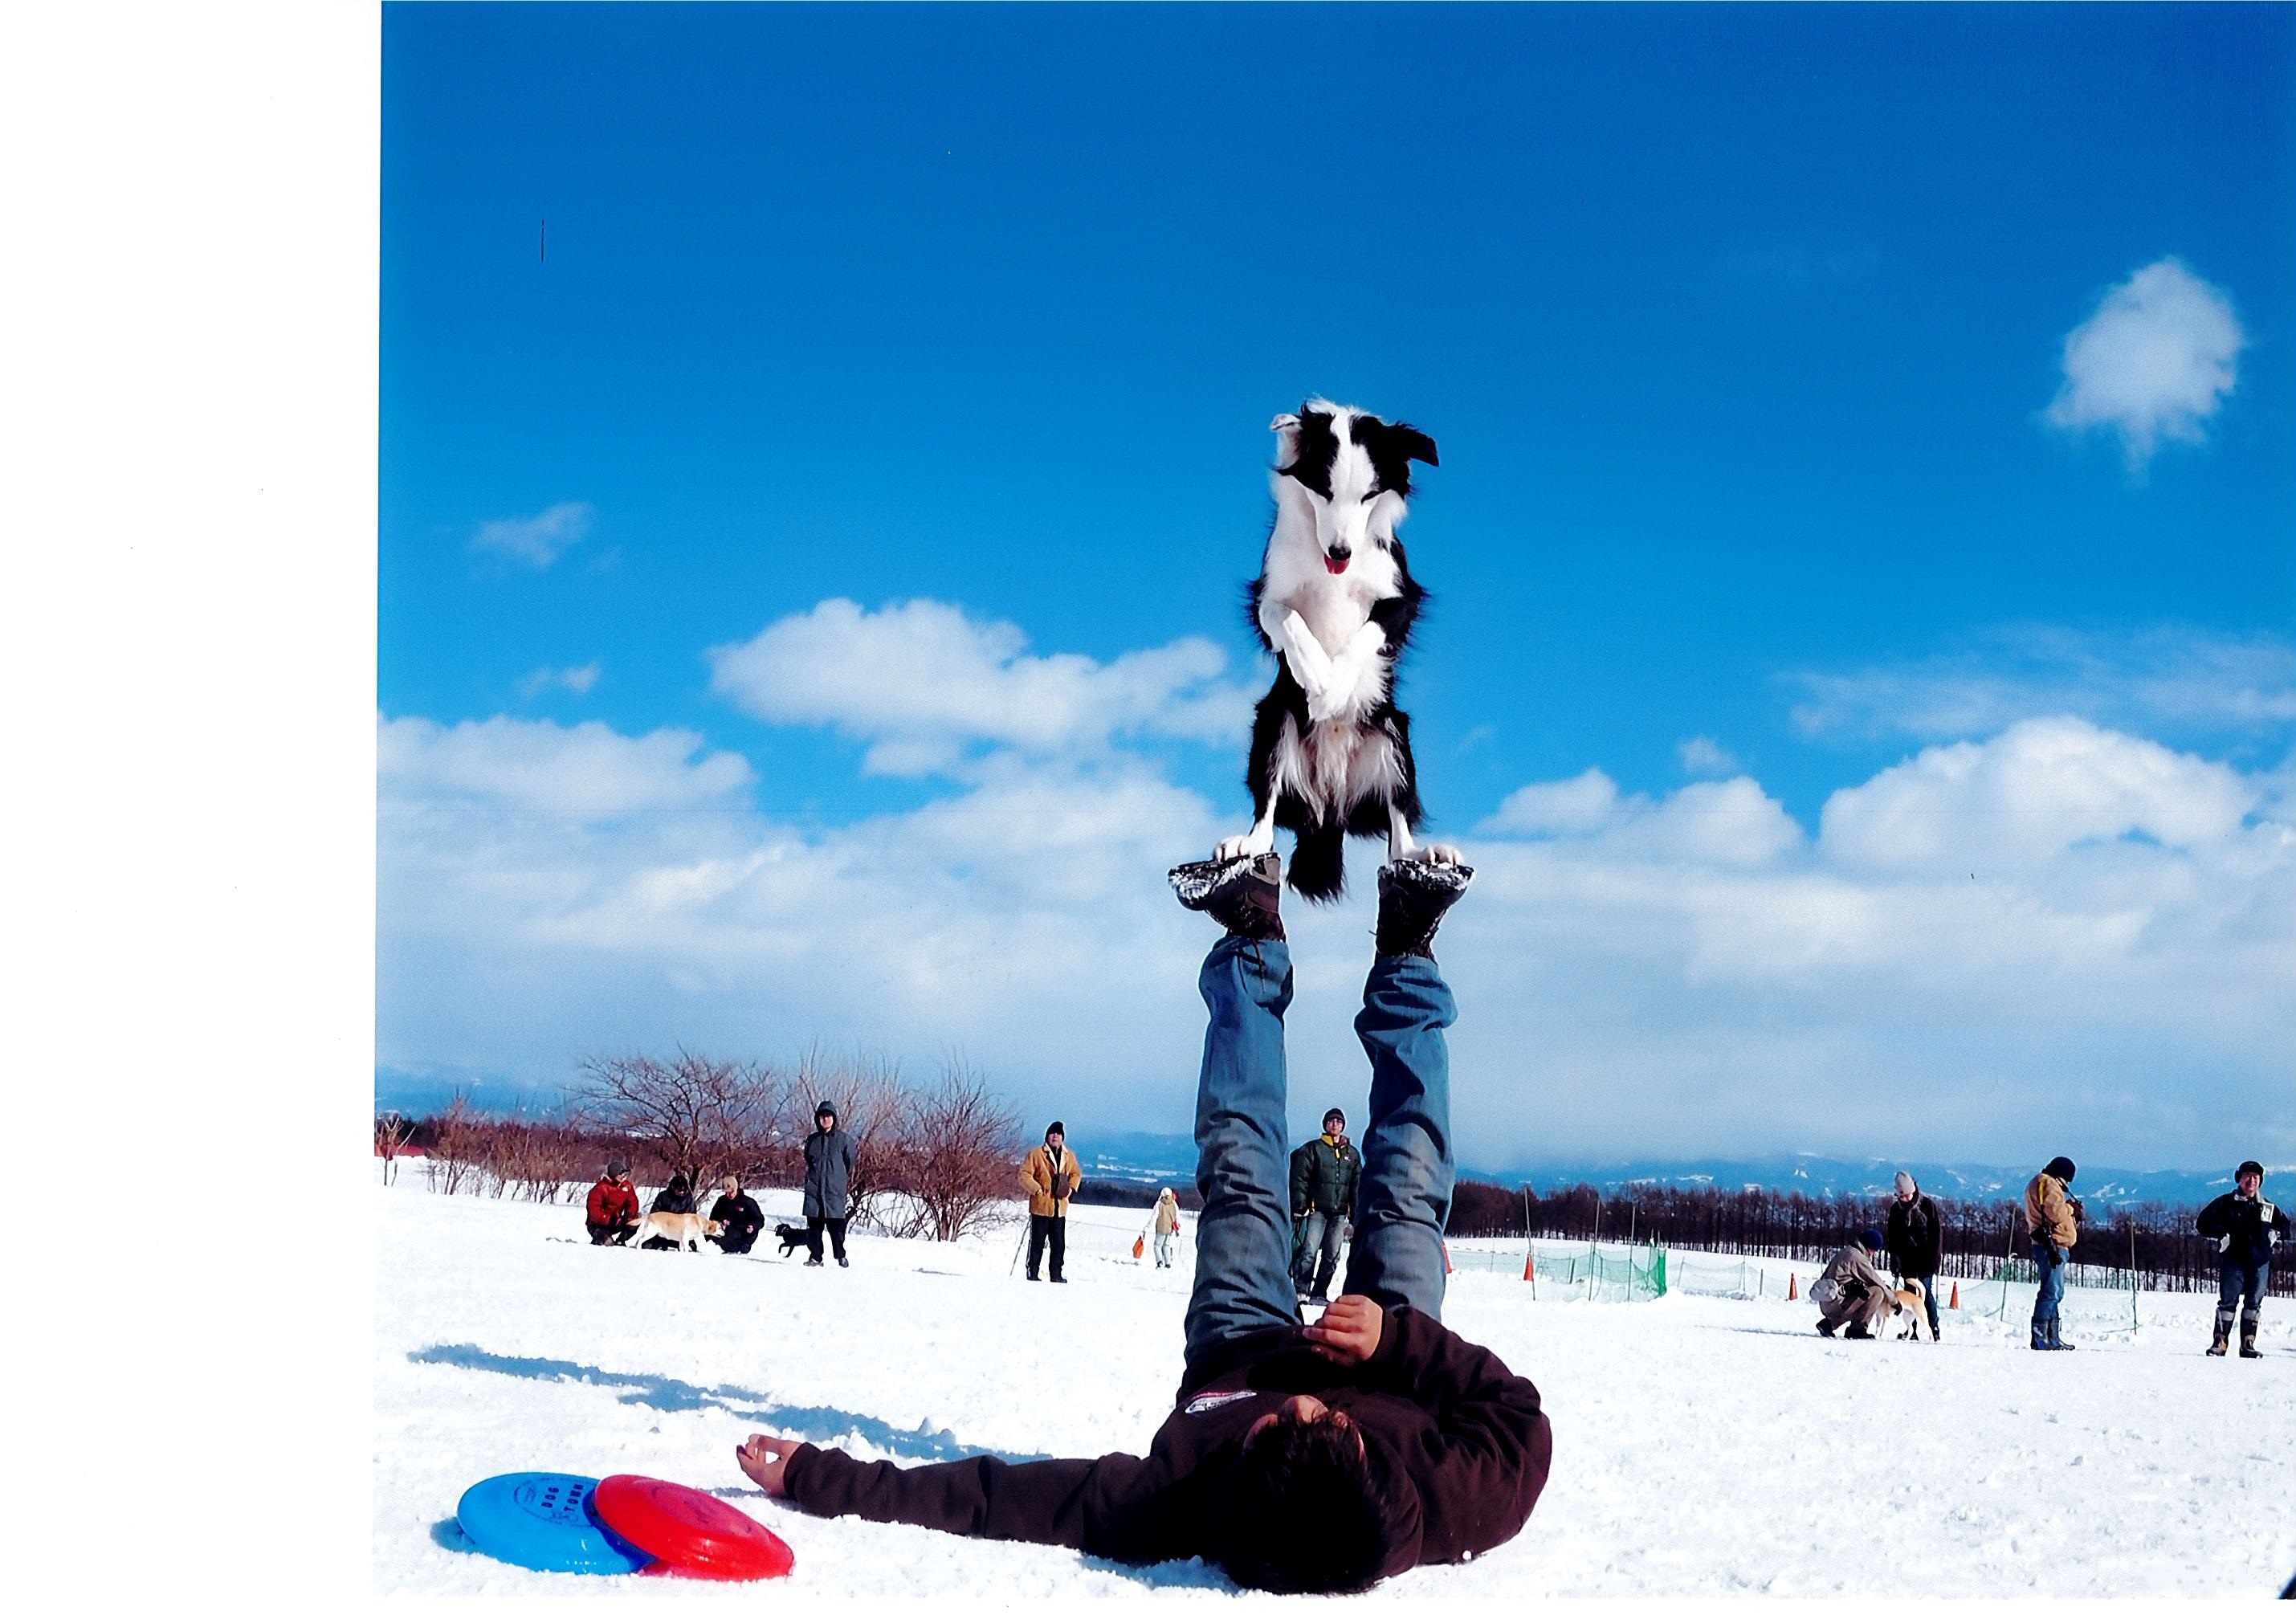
[375,1172,2295,1597]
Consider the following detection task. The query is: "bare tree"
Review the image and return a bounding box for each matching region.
[425,1093,480,1196]
[373,1111,414,1185]
[896,1062,1024,1242]
[570,1048,777,1191]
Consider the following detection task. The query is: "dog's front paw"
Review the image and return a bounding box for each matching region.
[1420,842,1466,867]
[1215,829,1274,861]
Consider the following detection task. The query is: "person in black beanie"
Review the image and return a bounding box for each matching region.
[2021,1156,2081,1351]
[1022,1121,1083,1283]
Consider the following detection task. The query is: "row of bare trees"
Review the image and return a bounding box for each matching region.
[386,1048,1025,1243]
[1444,1180,2290,1296]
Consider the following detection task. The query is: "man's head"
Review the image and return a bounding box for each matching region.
[1045,1120,1065,1152]
[1217,1397,1393,1593]
[722,1175,741,1196]
[816,1101,838,1129]
[1894,1171,1917,1201]
[2044,1156,2077,1186]
[607,1158,629,1182]
[1323,1108,1346,1136]
[2237,1160,2265,1196]
[1858,1227,1884,1253]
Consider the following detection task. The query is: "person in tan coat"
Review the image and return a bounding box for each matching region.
[2021,1156,2081,1351]
[1813,1229,1896,1339]
[1022,1121,1083,1283]
[1152,1187,1183,1269]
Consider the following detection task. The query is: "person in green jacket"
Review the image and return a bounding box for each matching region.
[1291,1108,1362,1303]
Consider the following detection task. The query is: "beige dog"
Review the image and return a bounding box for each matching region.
[1891,1279,1935,1341]
[632,1211,724,1252]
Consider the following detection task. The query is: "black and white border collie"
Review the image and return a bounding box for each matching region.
[1215,400,1462,900]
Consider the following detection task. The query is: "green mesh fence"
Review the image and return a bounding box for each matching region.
[1447,1242,1668,1300]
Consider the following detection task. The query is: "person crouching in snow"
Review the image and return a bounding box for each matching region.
[1813,1229,1895,1339]
[709,1175,765,1256]
[585,1159,639,1246]
[2197,1160,2288,1358]
[736,852,1552,1594]
[1153,1187,1182,1268]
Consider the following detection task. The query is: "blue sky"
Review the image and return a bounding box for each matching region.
[380,4,2294,1170]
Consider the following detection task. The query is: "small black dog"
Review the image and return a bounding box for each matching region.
[773,1221,809,1258]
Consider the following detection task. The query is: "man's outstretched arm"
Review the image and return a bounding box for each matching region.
[740,1433,1170,1556]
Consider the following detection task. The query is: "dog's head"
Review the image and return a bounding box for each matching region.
[1270,401,1438,575]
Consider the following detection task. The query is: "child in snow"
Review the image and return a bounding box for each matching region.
[736,853,1552,1593]
[2197,1160,2287,1358]
[1152,1187,1181,1268]
[1812,1230,1896,1339]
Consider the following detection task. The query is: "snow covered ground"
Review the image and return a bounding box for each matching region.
[376,1168,2296,1598]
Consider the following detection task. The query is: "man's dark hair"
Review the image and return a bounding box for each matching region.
[1215,1419,1392,1594]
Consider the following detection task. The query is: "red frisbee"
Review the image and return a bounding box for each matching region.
[591,1474,794,1581]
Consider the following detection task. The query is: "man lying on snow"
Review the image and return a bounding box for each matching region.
[735,853,1553,1593]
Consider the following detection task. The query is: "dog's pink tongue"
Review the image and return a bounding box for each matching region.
[1324,555,1348,575]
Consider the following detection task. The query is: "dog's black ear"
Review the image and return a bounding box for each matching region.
[1392,424,1438,467]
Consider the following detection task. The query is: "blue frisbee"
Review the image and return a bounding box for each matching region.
[455,1472,655,1575]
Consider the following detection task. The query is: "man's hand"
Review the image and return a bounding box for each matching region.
[1303,1294,1383,1365]
[736,1433,800,1498]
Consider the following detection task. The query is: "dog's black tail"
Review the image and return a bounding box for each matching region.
[1287,818,1348,903]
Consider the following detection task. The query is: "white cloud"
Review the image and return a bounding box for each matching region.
[517,663,601,699]
[1678,736,1737,777]
[707,598,1256,773]
[378,713,752,818]
[1817,716,2255,873]
[1786,624,2296,744]
[2045,258,2245,471]
[470,501,594,569]
[1482,769,1801,867]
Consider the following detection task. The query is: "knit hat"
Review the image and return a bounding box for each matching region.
[1858,1227,1884,1250]
[1323,1108,1346,1129]
[1894,1171,1916,1197]
[1046,1119,1066,1140]
[2237,1160,2265,1181]
[2044,1156,2077,1184]
[607,1158,628,1178]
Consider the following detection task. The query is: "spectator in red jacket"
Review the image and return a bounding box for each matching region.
[585,1160,639,1246]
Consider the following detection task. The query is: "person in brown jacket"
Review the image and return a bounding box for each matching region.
[1021,1121,1083,1283]
[2022,1156,2081,1351]
[734,851,1552,1592]
[1813,1229,1896,1339]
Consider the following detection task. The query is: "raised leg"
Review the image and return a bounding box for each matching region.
[1184,936,1303,1371]
[1340,953,1457,1319]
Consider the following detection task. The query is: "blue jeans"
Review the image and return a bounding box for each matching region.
[2219,1259,2269,1319]
[1184,937,1456,1372]
[1295,1208,1347,1298]
[2029,1242,2066,1348]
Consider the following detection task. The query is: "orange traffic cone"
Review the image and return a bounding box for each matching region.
[1523,1253,1535,1283]
[1442,1242,1453,1275]
[1787,1273,1799,1302]
[1948,1281,1960,1311]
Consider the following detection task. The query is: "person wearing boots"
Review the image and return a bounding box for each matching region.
[732,851,1551,1594]
[2022,1156,2081,1351]
[1291,1109,1362,1304]
[1152,1187,1183,1269]
[1022,1122,1083,1282]
[585,1159,640,1246]
[2197,1160,2288,1358]
[1813,1229,1896,1339]
[1884,1171,1943,1341]
[802,1101,858,1268]
[709,1174,765,1256]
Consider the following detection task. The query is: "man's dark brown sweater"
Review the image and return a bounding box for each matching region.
[779,1306,1552,1580]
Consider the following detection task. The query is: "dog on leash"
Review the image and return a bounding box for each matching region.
[1214,401,1460,899]
[632,1211,724,1252]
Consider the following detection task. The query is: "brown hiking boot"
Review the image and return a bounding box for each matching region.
[1169,852,1284,941]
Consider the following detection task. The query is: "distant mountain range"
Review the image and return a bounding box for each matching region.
[1080,1132,2264,1211]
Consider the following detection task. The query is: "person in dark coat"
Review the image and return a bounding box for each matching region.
[642,1171,698,1250]
[734,852,1551,1595]
[585,1159,639,1246]
[802,1101,858,1267]
[709,1174,765,1256]
[1884,1170,1943,1341]
[1291,1109,1362,1303]
[2196,1160,2288,1358]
